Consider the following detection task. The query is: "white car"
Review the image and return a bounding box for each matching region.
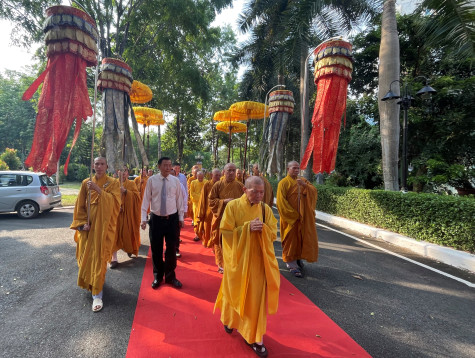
[0,171,62,218]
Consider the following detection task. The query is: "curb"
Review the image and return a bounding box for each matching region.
[316,210,475,274]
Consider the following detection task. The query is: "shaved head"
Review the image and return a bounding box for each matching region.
[224,163,236,171]
[94,156,107,164]
[245,175,264,188]
[287,160,299,169]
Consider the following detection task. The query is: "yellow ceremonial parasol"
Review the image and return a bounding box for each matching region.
[130,80,153,104]
[133,107,164,158]
[229,101,266,170]
[216,120,247,163]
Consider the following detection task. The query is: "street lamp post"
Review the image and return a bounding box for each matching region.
[381,77,436,191]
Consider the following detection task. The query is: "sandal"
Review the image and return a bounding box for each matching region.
[92,298,103,312]
[224,325,233,334]
[289,267,303,278]
[217,267,224,274]
[246,341,268,357]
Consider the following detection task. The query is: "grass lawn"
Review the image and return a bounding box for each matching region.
[62,194,77,206]
[60,181,82,189]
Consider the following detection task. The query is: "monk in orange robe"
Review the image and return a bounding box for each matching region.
[190,171,207,241]
[252,163,274,207]
[236,168,244,183]
[196,168,221,247]
[134,168,148,200]
[215,176,279,356]
[187,165,199,222]
[209,163,244,273]
[276,161,318,278]
[70,157,121,312]
[110,166,141,268]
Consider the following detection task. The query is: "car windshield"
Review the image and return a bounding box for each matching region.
[39,175,56,186]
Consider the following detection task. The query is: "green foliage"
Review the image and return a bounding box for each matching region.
[0,70,37,159]
[316,185,475,252]
[60,164,89,182]
[0,147,22,170]
[0,159,8,170]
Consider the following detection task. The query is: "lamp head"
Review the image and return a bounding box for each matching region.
[381,90,400,101]
[416,85,437,96]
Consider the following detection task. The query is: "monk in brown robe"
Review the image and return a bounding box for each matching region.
[190,171,207,241]
[276,161,318,278]
[110,166,141,268]
[70,157,121,312]
[209,163,244,273]
[215,176,279,357]
[252,163,274,207]
[196,168,221,247]
[187,165,199,222]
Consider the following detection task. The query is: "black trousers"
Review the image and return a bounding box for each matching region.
[149,212,178,282]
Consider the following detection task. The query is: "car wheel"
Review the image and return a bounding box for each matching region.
[17,200,39,219]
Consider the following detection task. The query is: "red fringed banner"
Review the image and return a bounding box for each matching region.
[22,6,98,176]
[300,39,353,174]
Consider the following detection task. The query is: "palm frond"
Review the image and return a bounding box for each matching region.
[416,0,475,59]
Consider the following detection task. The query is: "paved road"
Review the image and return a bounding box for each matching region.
[1,207,474,358]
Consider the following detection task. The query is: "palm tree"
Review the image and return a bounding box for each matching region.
[378,0,400,191]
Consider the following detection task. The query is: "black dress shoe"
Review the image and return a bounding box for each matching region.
[166,278,182,289]
[224,325,233,334]
[110,261,118,269]
[151,279,161,289]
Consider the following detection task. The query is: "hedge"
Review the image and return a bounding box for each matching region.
[315,185,475,253]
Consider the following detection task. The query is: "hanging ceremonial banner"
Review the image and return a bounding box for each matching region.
[22,5,98,175]
[99,58,139,172]
[263,89,294,176]
[300,39,353,174]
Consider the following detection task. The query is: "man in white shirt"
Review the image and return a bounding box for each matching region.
[141,157,184,289]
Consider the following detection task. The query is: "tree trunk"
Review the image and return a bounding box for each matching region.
[378,0,400,191]
[157,125,161,160]
[300,42,312,180]
[176,112,183,162]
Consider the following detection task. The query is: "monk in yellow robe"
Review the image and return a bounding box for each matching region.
[70,157,121,312]
[215,176,279,357]
[190,171,207,241]
[110,166,141,268]
[187,165,199,222]
[209,163,244,273]
[252,163,274,207]
[276,161,318,278]
[196,168,221,247]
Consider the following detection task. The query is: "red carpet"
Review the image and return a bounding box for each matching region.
[126,219,370,357]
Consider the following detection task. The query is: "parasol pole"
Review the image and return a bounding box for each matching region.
[243,109,251,171]
[227,118,232,163]
[87,58,100,227]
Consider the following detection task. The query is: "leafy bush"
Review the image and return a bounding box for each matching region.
[0,148,21,170]
[316,185,475,253]
[0,158,8,170]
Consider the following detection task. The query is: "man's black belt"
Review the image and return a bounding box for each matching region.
[152,212,177,220]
